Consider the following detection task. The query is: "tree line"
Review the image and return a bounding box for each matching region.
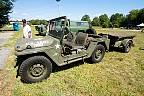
[30,19,48,25]
[81,8,144,28]
[0,0,15,27]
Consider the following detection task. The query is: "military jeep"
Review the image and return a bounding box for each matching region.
[15,16,135,83]
[35,16,95,36]
[15,16,109,83]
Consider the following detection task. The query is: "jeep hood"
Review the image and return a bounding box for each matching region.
[15,37,54,51]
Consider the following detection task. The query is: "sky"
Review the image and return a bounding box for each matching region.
[10,0,144,21]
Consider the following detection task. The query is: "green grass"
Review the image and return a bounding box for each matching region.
[0,25,13,31]
[0,27,144,96]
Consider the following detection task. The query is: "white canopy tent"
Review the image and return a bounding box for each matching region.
[137,23,144,27]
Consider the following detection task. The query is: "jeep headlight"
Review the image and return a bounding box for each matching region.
[15,45,21,51]
[26,45,32,49]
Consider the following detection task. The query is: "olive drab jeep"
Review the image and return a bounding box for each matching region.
[15,16,109,83]
[15,16,135,83]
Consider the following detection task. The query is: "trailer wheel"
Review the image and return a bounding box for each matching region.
[123,41,132,53]
[141,29,144,33]
[19,56,52,83]
[91,44,105,63]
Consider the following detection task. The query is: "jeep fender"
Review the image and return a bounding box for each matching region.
[16,47,61,65]
[15,47,48,56]
[87,41,108,58]
[86,41,98,58]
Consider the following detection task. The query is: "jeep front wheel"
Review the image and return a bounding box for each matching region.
[19,56,52,83]
[91,44,105,63]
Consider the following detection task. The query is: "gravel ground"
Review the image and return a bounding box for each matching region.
[0,32,14,69]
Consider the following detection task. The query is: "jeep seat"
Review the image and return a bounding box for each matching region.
[75,32,88,46]
[64,32,88,49]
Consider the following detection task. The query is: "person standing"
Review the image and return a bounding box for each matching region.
[22,19,32,38]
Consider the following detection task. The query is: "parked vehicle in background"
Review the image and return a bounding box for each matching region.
[35,24,47,36]
[35,16,96,36]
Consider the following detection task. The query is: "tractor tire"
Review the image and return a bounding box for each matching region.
[19,56,52,83]
[123,41,132,53]
[91,44,105,63]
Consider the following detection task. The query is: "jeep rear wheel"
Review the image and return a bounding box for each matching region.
[19,56,52,83]
[123,41,132,53]
[91,44,105,63]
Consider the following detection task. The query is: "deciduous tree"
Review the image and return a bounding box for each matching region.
[81,15,91,22]
[92,17,100,26]
[110,13,125,28]
[0,0,15,27]
[99,14,109,28]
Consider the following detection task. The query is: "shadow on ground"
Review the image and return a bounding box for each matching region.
[35,33,46,37]
[108,47,124,53]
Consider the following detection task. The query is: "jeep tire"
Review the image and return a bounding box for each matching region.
[123,41,132,53]
[19,56,52,83]
[91,44,105,63]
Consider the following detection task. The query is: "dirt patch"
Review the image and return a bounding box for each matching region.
[0,32,15,96]
[0,32,14,47]
[0,32,14,69]
[0,48,10,69]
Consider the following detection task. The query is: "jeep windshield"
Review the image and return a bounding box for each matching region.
[70,21,89,27]
[48,17,67,39]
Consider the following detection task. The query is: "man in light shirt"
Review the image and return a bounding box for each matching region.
[22,19,32,38]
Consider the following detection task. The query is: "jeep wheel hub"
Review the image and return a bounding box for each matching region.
[29,64,45,77]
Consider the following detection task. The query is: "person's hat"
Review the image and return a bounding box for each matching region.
[22,19,26,23]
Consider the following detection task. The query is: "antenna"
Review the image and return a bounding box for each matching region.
[56,0,61,16]
[57,2,60,16]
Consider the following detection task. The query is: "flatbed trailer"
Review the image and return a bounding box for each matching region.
[89,33,135,53]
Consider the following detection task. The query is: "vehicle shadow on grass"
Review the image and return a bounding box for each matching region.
[35,34,41,36]
[108,47,124,53]
[35,34,45,37]
[52,60,84,73]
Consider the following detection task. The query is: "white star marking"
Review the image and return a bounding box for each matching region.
[55,43,60,49]
[53,53,58,56]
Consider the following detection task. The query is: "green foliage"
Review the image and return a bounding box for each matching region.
[81,15,91,22]
[110,13,125,28]
[127,8,144,27]
[0,0,14,27]
[91,17,100,26]
[127,9,139,27]
[87,8,144,28]
[30,19,48,25]
[99,14,110,28]
[137,8,144,25]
